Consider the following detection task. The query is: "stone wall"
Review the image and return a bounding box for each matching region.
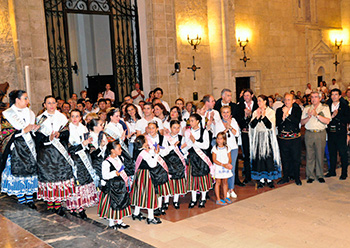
[0,0,17,100]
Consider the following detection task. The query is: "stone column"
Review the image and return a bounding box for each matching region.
[341,0,350,88]
[8,0,51,112]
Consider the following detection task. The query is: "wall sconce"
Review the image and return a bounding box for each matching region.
[187,34,201,51]
[335,39,343,50]
[238,38,250,67]
[170,62,181,76]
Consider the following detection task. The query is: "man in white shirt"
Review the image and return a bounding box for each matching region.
[131,83,145,105]
[135,102,164,135]
[203,95,224,144]
[304,83,312,95]
[328,78,340,91]
[154,87,170,112]
[103,84,115,103]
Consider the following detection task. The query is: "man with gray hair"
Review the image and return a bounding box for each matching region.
[214,89,238,120]
[301,91,331,183]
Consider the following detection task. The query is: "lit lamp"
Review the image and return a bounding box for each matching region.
[187,34,201,51]
[237,37,250,67]
[333,38,343,72]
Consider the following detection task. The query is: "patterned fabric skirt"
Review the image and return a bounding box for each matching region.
[66,182,99,210]
[130,169,158,209]
[186,163,213,192]
[37,178,75,202]
[169,178,186,195]
[157,180,173,197]
[97,192,131,220]
[1,155,38,197]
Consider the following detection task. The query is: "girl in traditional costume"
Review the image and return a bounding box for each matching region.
[66,109,99,219]
[35,96,76,215]
[163,106,186,135]
[130,135,162,225]
[145,121,172,215]
[1,90,39,209]
[249,95,281,189]
[163,120,187,209]
[98,140,131,230]
[104,108,134,179]
[185,113,214,209]
[86,118,107,188]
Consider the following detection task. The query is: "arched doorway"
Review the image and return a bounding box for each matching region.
[43,0,142,103]
[317,66,325,87]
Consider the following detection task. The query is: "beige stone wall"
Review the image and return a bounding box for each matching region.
[0,0,18,100]
[231,0,344,97]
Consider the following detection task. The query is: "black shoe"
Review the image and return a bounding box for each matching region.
[318,178,325,183]
[198,200,206,208]
[339,175,347,180]
[267,181,275,188]
[307,178,314,184]
[154,208,162,216]
[257,181,264,189]
[27,202,37,210]
[235,180,246,187]
[132,213,146,221]
[277,178,289,185]
[243,178,251,184]
[117,222,130,229]
[147,217,162,224]
[56,207,66,216]
[70,211,78,217]
[161,208,166,215]
[173,202,180,209]
[79,210,88,220]
[108,225,118,230]
[188,201,196,208]
[325,172,336,178]
[162,202,169,210]
[289,176,295,181]
[206,192,210,200]
[295,179,302,186]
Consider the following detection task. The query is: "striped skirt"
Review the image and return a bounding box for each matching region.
[157,180,173,197]
[130,169,158,209]
[98,192,131,220]
[66,182,99,210]
[186,163,213,192]
[169,178,186,195]
[37,178,75,202]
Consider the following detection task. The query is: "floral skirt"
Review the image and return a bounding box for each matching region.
[65,182,99,210]
[1,155,38,197]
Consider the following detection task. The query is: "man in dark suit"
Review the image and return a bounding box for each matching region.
[276,93,302,185]
[326,89,350,180]
[237,89,258,185]
[214,89,238,120]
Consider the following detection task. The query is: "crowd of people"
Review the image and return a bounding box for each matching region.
[1,80,349,230]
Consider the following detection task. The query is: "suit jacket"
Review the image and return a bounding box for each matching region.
[237,101,258,131]
[326,97,350,134]
[214,98,239,120]
[276,103,302,135]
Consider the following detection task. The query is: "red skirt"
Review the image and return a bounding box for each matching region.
[98,192,131,220]
[130,169,158,209]
[37,178,75,202]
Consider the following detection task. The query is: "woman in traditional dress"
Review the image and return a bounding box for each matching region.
[86,118,108,189]
[1,90,39,209]
[104,108,134,179]
[145,121,172,215]
[66,109,99,219]
[130,135,162,225]
[98,140,131,230]
[163,120,187,209]
[249,95,282,189]
[35,95,76,215]
[184,113,214,209]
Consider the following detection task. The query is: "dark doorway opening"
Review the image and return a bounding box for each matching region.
[317,76,323,87]
[235,77,250,102]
